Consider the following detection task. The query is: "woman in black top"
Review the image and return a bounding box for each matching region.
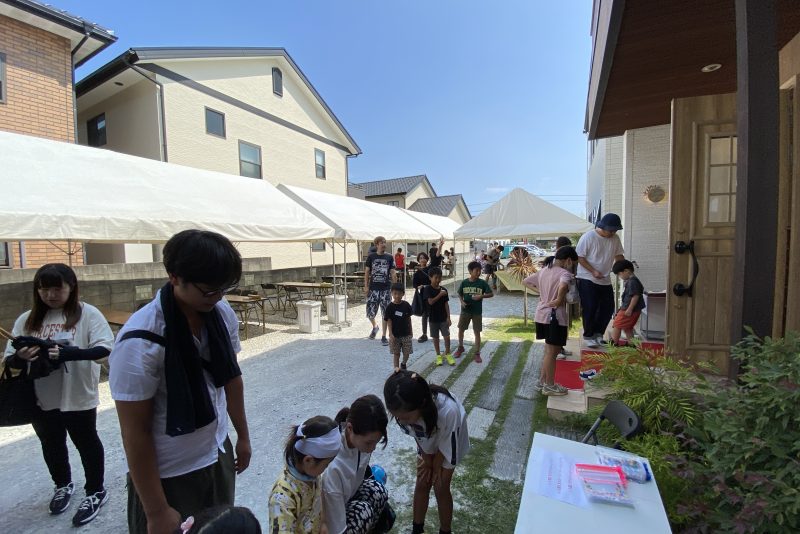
[412,253,431,342]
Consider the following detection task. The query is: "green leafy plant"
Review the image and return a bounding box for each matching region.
[680,331,800,533]
[585,343,705,432]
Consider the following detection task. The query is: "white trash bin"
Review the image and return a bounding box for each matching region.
[325,294,348,323]
[297,300,321,333]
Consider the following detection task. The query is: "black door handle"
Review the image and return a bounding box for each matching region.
[673,240,698,297]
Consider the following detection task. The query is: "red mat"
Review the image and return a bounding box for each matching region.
[554,360,586,390]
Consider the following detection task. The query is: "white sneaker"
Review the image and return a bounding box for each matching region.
[583,336,600,348]
[556,352,567,360]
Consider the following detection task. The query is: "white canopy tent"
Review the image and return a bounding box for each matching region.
[278,185,441,242]
[0,131,335,243]
[454,187,593,239]
[454,188,593,324]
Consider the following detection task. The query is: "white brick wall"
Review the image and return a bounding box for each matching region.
[621,125,670,291]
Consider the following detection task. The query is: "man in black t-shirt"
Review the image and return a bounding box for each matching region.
[428,237,445,269]
[364,235,396,346]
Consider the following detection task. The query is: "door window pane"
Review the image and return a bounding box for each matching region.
[710,137,731,164]
[709,166,729,194]
[708,195,730,223]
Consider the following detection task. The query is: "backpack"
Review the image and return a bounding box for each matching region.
[411,286,427,316]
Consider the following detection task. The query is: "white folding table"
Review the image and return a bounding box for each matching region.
[515,432,672,534]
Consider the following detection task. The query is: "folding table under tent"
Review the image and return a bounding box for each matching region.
[278,184,442,326]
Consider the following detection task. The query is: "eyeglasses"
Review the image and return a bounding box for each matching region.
[191,282,239,297]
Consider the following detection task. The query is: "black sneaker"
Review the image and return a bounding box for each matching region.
[417,335,428,343]
[49,482,74,514]
[381,336,389,346]
[369,326,379,339]
[72,489,108,526]
[400,362,407,370]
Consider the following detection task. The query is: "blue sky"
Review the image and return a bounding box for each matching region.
[65,0,593,217]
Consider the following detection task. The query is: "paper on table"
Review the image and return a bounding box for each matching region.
[530,449,590,508]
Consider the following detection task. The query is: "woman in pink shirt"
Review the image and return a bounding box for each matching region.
[523,246,578,396]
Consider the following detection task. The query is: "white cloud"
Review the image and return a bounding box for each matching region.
[485,187,510,194]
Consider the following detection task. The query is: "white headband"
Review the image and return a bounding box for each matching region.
[294,425,341,459]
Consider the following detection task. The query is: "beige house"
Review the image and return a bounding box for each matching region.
[0,0,115,269]
[354,175,471,224]
[75,47,361,269]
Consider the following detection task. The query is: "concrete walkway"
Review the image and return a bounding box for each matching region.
[0,282,542,533]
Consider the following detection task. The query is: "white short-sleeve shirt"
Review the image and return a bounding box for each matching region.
[575,229,625,285]
[3,303,114,412]
[109,290,241,478]
[322,430,372,534]
[399,392,470,469]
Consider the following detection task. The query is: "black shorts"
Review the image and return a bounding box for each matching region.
[535,322,568,347]
[482,264,497,275]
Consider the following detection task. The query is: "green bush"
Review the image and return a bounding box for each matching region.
[585,344,704,432]
[682,332,800,533]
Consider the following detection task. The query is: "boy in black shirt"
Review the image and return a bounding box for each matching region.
[423,267,454,366]
[385,283,414,370]
[412,252,431,342]
[610,260,646,345]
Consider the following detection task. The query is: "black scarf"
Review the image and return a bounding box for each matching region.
[160,282,241,437]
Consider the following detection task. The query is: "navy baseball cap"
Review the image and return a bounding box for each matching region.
[597,213,623,231]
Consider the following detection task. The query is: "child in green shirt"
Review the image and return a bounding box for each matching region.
[455,261,494,363]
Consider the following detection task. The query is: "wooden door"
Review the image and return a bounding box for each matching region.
[667,93,737,374]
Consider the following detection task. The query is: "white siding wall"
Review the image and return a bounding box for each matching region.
[621,125,670,291]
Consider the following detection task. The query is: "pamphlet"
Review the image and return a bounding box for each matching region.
[530,449,590,508]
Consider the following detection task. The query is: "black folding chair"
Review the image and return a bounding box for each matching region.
[581,400,642,447]
[283,285,304,318]
[260,283,283,313]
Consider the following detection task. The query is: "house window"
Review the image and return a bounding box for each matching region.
[387,201,399,207]
[0,52,6,104]
[87,113,107,147]
[311,241,326,252]
[272,67,283,96]
[706,135,737,224]
[0,242,9,267]
[315,149,326,179]
[205,107,225,138]
[239,140,262,179]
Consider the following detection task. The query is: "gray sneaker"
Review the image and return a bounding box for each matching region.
[542,383,569,396]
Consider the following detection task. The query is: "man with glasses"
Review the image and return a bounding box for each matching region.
[364,235,397,346]
[576,213,626,348]
[109,230,251,534]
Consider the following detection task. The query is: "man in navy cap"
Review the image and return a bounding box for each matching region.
[575,213,625,348]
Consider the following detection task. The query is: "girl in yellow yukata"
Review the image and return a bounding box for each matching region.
[268,416,340,534]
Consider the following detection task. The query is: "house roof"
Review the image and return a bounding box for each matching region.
[0,0,116,66]
[355,175,434,197]
[75,47,360,155]
[409,194,471,219]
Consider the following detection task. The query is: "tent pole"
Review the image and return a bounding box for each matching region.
[343,240,349,327]
[329,238,340,332]
[403,241,407,291]
[309,243,313,280]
